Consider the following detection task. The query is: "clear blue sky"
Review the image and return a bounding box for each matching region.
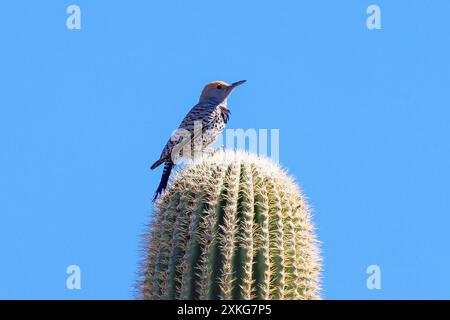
[1,1,449,299]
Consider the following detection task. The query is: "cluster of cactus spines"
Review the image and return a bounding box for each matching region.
[138,150,321,300]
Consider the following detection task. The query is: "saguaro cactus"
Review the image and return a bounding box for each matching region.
[138,150,321,300]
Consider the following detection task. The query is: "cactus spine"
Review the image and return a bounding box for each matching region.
[139,151,321,300]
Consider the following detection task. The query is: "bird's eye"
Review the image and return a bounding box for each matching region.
[216,85,223,90]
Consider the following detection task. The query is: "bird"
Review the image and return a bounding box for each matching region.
[150,80,246,201]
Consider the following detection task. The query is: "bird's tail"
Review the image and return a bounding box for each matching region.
[152,161,174,202]
[150,158,165,170]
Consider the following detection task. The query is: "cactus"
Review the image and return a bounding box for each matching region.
[138,150,321,300]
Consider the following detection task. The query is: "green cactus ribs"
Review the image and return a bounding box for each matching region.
[139,150,321,300]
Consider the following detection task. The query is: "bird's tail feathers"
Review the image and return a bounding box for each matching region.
[150,158,165,170]
[152,161,174,202]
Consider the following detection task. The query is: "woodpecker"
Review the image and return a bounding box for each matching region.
[150,80,246,201]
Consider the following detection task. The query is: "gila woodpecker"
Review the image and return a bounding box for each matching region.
[150,80,246,201]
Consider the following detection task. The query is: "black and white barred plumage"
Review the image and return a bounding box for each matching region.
[150,80,245,201]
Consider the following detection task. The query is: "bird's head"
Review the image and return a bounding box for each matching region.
[199,80,246,104]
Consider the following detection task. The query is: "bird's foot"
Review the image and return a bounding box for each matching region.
[203,146,224,157]
[212,145,226,155]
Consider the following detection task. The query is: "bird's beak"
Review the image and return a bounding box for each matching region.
[230,80,247,89]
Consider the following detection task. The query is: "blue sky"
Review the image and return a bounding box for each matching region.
[1,1,450,299]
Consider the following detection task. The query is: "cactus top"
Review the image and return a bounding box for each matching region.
[140,150,321,300]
